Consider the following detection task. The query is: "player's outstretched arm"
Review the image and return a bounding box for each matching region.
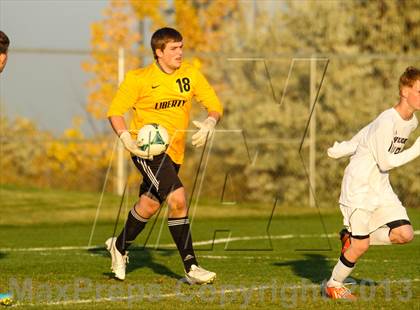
[370,120,420,171]
[327,141,357,159]
[327,124,371,159]
[376,136,420,171]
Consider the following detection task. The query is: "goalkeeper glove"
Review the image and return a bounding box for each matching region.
[119,131,153,160]
[192,117,217,148]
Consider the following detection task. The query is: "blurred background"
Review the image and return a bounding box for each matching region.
[1,0,419,213]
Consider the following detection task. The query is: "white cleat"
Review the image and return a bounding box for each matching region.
[105,237,128,281]
[185,264,216,285]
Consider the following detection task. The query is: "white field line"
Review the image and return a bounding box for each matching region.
[1,230,420,253]
[31,252,410,263]
[198,255,401,263]
[13,284,307,307]
[15,278,420,307]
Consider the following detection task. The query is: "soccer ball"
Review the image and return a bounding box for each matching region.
[0,293,13,306]
[137,123,169,156]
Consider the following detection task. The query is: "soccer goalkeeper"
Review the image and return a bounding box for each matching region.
[105,27,223,284]
[323,67,420,299]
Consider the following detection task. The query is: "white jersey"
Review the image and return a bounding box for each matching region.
[328,108,419,211]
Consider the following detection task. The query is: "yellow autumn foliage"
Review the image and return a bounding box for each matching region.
[129,0,166,25]
[0,114,116,192]
[82,0,140,120]
[174,0,238,54]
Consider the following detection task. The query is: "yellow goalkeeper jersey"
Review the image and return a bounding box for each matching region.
[107,61,223,164]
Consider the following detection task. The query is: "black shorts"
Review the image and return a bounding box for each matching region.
[132,153,183,204]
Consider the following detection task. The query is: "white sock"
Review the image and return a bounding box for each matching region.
[369,227,391,245]
[327,259,354,287]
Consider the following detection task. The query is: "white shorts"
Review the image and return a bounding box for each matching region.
[339,204,410,237]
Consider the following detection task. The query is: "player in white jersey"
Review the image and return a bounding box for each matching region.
[323,67,420,300]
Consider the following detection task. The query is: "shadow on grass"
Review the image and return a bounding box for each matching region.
[273,254,378,285]
[273,254,331,283]
[88,247,181,280]
[0,252,7,260]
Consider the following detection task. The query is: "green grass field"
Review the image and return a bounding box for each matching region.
[0,185,419,309]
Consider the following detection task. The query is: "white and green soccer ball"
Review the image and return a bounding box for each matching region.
[0,293,13,306]
[137,123,169,156]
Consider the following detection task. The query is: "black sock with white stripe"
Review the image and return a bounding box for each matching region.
[116,207,149,255]
[168,216,198,272]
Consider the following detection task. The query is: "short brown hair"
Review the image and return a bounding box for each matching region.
[0,31,10,54]
[399,66,420,92]
[150,27,182,60]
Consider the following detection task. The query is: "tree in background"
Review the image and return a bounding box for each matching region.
[173,0,238,54]
[0,115,112,191]
[82,0,140,120]
[0,115,51,186]
[215,0,420,207]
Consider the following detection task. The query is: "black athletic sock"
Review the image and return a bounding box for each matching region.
[168,216,198,272]
[115,207,149,255]
[340,253,356,268]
